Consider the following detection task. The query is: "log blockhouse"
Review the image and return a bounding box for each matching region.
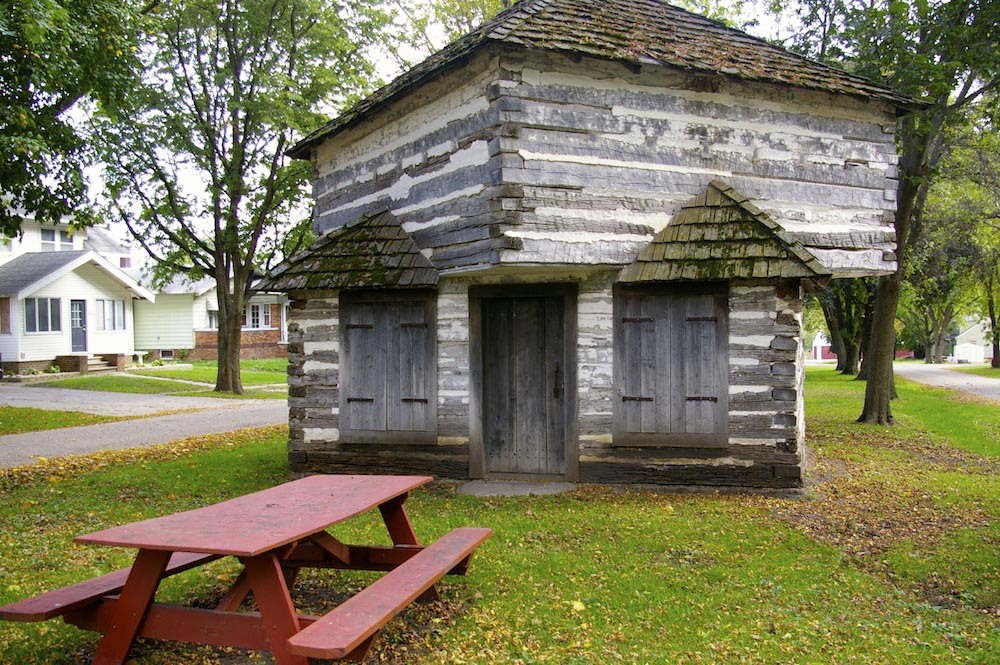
[263,0,919,489]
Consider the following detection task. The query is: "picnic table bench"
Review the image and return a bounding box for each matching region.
[0,474,491,664]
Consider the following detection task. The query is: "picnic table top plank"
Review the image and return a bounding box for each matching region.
[74,475,433,557]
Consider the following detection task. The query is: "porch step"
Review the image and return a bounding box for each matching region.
[86,357,116,373]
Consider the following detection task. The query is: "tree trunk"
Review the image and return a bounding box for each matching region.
[841,339,860,375]
[989,275,999,369]
[214,286,245,394]
[858,273,900,424]
[831,329,847,372]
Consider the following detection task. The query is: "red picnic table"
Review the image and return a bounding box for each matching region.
[0,474,491,664]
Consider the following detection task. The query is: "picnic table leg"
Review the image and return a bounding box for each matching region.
[242,553,309,665]
[92,549,171,665]
[378,494,440,602]
[378,494,419,546]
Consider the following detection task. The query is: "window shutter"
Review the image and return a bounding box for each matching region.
[342,303,386,431]
[614,286,728,445]
[388,302,434,432]
[339,291,437,443]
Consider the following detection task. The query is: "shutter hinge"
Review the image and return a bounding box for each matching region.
[346,397,375,403]
[401,398,429,403]
[685,316,718,322]
[345,324,374,329]
[686,396,719,402]
[622,395,654,402]
[621,317,654,323]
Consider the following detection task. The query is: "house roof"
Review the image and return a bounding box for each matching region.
[260,210,438,291]
[151,275,217,296]
[83,226,130,256]
[617,180,831,282]
[291,0,920,157]
[0,250,155,301]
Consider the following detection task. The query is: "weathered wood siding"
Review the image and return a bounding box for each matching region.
[310,50,513,270]
[491,50,897,276]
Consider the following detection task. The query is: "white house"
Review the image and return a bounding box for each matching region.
[952,318,993,364]
[133,276,289,361]
[0,219,153,375]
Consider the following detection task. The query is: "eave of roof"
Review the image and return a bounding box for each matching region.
[0,250,155,301]
[289,0,924,159]
[260,210,438,291]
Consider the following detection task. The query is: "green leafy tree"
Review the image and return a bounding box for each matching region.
[0,0,146,236]
[96,0,387,393]
[780,0,1000,423]
[932,105,1000,366]
[898,220,977,363]
[815,279,876,375]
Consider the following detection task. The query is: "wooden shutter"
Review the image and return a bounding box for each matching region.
[614,285,728,446]
[342,302,386,432]
[388,301,434,432]
[340,291,437,444]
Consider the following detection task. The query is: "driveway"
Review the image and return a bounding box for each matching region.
[0,383,288,468]
[894,362,1000,402]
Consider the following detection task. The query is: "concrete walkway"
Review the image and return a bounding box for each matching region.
[894,362,1000,402]
[0,384,288,468]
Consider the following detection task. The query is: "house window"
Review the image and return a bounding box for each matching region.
[119,257,131,268]
[243,304,272,329]
[613,284,729,447]
[0,297,10,334]
[25,297,61,333]
[40,228,73,251]
[207,309,219,330]
[96,299,126,331]
[339,290,437,444]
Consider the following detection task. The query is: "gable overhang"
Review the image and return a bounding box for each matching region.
[17,251,156,302]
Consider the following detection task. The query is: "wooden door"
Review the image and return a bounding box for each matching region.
[70,300,87,353]
[481,296,566,476]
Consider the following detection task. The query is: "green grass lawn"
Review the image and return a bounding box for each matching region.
[0,370,997,663]
[0,406,123,435]
[948,364,1000,379]
[132,358,287,386]
[35,370,287,399]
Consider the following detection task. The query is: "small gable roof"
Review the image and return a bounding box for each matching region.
[0,250,155,300]
[617,180,831,283]
[261,210,438,292]
[291,0,919,156]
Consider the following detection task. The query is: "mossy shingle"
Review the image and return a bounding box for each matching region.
[261,210,438,291]
[618,180,831,283]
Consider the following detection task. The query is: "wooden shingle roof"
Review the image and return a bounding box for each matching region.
[291,0,920,157]
[617,180,831,283]
[260,210,438,291]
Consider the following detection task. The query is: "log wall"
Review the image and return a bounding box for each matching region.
[286,275,805,488]
[309,47,898,278]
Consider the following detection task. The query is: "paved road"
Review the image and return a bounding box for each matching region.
[894,362,1000,402]
[0,384,288,468]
